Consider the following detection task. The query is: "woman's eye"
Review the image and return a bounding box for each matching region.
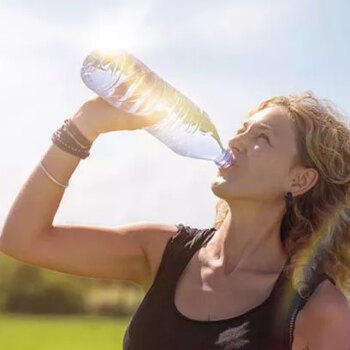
[236,129,270,144]
[258,133,270,142]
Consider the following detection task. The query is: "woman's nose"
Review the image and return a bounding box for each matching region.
[228,136,243,154]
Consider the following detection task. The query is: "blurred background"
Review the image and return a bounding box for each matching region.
[0,0,349,349]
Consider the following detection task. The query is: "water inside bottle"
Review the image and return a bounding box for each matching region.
[80,49,235,168]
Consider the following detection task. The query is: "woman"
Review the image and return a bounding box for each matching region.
[1,91,350,349]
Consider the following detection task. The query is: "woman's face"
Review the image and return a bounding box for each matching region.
[211,106,300,203]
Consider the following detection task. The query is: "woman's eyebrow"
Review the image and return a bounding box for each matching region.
[242,121,277,135]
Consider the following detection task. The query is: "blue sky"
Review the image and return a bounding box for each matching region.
[0,0,349,230]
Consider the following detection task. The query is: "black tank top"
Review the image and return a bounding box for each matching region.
[123,224,336,350]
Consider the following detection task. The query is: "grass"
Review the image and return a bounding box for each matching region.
[0,313,131,350]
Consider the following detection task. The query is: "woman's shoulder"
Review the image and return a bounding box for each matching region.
[295,279,350,348]
[170,224,216,249]
[141,223,215,290]
[304,277,348,316]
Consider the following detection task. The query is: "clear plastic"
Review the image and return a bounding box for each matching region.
[80,49,234,168]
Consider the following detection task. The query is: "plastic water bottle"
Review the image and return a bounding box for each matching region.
[80,49,234,168]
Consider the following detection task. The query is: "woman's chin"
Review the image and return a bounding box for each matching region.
[212,173,231,183]
[210,176,229,190]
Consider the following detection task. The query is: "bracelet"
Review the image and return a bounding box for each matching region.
[39,161,69,188]
[51,118,92,159]
[63,125,90,149]
[63,119,93,148]
[52,127,90,159]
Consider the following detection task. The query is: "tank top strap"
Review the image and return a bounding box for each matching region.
[172,224,216,251]
[283,271,336,348]
[298,272,336,307]
[153,224,216,288]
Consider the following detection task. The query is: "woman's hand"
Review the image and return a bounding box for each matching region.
[70,96,163,142]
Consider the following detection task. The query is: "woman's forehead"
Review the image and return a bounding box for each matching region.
[247,106,293,137]
[247,107,298,154]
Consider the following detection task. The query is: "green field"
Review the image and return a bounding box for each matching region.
[0,313,131,350]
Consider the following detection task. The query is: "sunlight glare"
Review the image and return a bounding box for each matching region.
[86,8,159,54]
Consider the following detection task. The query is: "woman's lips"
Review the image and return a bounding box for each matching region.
[218,162,237,175]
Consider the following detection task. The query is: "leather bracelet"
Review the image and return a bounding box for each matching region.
[51,120,91,159]
[64,119,93,148]
[55,126,90,156]
[52,132,90,159]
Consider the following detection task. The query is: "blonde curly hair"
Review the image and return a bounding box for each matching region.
[213,91,350,300]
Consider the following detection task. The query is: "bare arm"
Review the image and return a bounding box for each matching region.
[0,98,177,288]
[0,112,97,251]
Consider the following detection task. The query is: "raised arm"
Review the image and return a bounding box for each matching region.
[0,97,177,289]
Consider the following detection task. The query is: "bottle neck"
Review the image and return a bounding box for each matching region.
[215,149,234,168]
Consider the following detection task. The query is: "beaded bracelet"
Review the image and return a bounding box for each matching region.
[63,119,92,148]
[51,119,92,159]
[53,127,90,158]
[40,118,96,188]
